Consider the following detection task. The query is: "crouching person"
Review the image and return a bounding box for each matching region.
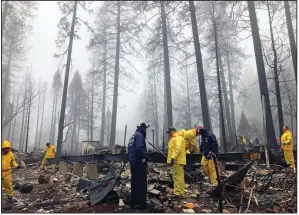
[197,126,219,187]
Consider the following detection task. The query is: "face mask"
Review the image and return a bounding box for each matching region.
[2,148,10,154]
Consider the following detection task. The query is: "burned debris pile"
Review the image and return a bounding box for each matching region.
[2,151,297,213]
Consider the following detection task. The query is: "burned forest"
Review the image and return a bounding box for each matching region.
[1,1,297,213]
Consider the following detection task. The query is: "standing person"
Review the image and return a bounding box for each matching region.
[40,142,56,168]
[197,126,219,187]
[166,127,186,200]
[127,121,149,210]
[281,126,295,170]
[2,140,19,202]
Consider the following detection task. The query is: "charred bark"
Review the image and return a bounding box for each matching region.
[38,83,47,148]
[160,1,173,128]
[109,1,121,147]
[219,55,233,149]
[25,90,32,153]
[226,54,236,135]
[284,1,297,82]
[153,73,159,147]
[34,81,41,148]
[248,1,277,150]
[91,74,94,141]
[100,29,107,147]
[189,0,212,130]
[57,0,77,156]
[267,1,284,137]
[212,2,227,152]
[11,93,19,145]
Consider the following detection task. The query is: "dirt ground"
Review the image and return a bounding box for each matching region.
[2,162,297,213]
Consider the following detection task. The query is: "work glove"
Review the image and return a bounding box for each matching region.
[204,153,210,159]
[209,152,216,158]
[170,158,174,166]
[141,159,146,163]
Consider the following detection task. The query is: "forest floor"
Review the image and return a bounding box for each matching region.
[2,155,297,213]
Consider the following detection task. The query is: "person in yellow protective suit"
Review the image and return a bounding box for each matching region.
[40,142,56,168]
[197,126,219,187]
[2,140,19,202]
[180,129,200,154]
[166,127,186,200]
[281,126,295,169]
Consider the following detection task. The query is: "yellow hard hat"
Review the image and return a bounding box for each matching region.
[2,140,11,148]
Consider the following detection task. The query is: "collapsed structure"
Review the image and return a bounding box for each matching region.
[2,145,297,213]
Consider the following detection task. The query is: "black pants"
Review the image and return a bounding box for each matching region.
[130,162,147,207]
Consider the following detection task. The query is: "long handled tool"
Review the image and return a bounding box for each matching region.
[147,141,193,180]
[209,152,223,213]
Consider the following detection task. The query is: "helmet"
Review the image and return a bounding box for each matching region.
[196,125,204,133]
[137,121,150,128]
[2,140,11,149]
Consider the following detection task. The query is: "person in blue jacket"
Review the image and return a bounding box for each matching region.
[197,126,219,186]
[127,121,149,209]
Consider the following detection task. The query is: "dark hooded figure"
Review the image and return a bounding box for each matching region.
[127,121,149,210]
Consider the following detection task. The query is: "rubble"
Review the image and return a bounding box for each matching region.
[2,158,296,213]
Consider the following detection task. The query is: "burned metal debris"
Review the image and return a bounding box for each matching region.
[2,147,297,213]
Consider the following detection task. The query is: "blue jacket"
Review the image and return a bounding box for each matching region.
[199,129,219,160]
[128,127,147,164]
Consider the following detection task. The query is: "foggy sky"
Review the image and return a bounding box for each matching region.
[21,1,295,148]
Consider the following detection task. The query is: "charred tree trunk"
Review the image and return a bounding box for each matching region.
[38,83,47,148]
[248,1,277,150]
[91,75,94,141]
[226,54,236,136]
[219,55,233,149]
[19,75,28,151]
[57,0,77,156]
[189,0,212,131]
[52,91,59,144]
[25,90,32,153]
[2,1,9,32]
[71,93,79,155]
[87,90,90,140]
[107,110,111,145]
[34,81,41,148]
[153,73,159,147]
[109,1,121,148]
[100,29,107,147]
[11,93,19,145]
[49,92,56,143]
[160,1,173,128]
[2,37,14,122]
[282,74,296,144]
[284,1,297,82]
[267,2,284,137]
[186,68,192,128]
[212,3,227,152]
[7,90,16,140]
[77,94,81,154]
